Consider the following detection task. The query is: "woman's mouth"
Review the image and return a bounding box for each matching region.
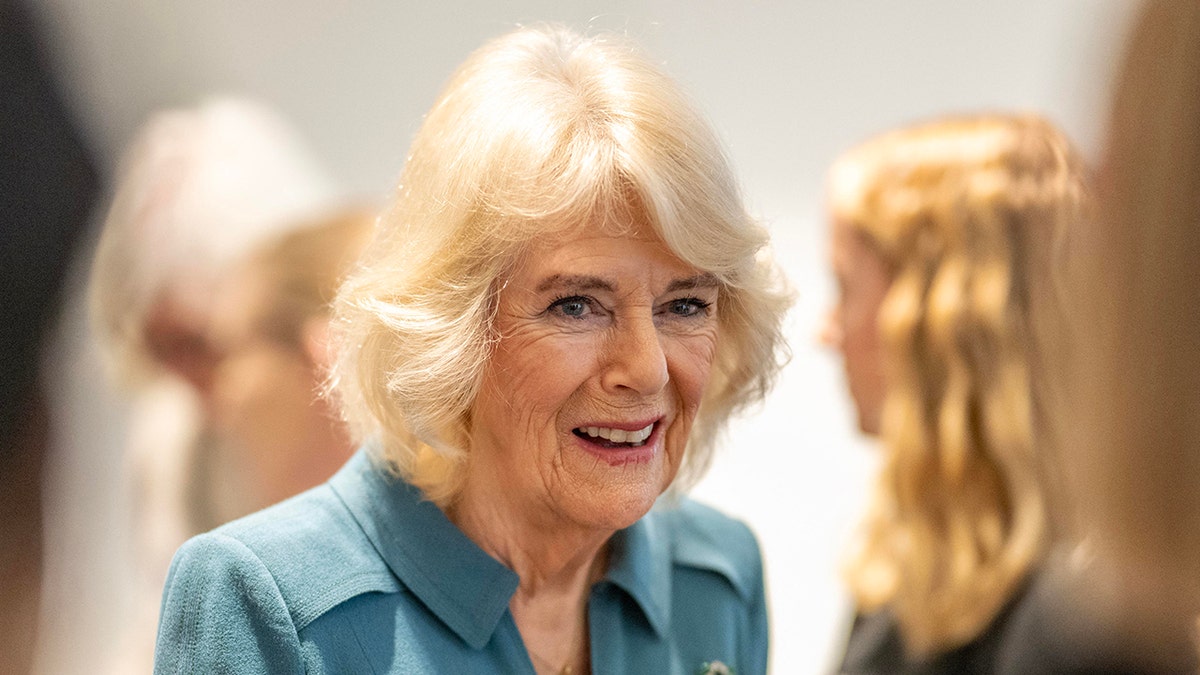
[572,422,654,448]
[570,420,661,465]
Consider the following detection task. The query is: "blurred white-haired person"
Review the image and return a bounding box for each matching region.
[81,97,335,673]
[155,25,788,674]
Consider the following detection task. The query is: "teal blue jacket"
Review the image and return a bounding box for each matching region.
[154,450,768,674]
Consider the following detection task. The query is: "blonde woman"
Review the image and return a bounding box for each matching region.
[206,207,373,515]
[155,25,788,674]
[821,114,1087,672]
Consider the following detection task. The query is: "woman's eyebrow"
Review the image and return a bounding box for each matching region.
[535,274,615,293]
[665,273,720,293]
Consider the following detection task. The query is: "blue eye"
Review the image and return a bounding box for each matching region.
[549,295,592,318]
[667,297,710,317]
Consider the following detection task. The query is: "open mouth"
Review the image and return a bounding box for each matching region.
[572,421,655,449]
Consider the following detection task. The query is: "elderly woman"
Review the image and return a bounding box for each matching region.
[154,25,787,674]
[820,114,1088,672]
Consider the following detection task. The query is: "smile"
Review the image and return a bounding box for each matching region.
[572,422,655,448]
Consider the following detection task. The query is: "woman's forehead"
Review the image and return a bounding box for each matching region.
[508,227,703,286]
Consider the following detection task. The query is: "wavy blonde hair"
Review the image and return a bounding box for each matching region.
[829,114,1088,655]
[330,25,789,506]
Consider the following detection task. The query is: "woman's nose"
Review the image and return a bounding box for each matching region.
[601,316,670,395]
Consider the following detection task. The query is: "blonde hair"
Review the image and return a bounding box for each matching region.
[830,114,1088,655]
[331,25,789,506]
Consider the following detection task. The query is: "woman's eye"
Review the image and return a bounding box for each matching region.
[666,297,711,317]
[549,295,592,318]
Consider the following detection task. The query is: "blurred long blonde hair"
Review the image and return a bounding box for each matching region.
[829,114,1088,655]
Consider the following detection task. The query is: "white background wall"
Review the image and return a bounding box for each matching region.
[34,1,1131,672]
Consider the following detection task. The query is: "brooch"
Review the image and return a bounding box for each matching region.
[697,661,734,675]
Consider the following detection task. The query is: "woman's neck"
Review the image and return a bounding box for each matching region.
[448,479,610,675]
[507,546,605,675]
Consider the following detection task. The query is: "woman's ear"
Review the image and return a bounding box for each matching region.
[301,316,333,371]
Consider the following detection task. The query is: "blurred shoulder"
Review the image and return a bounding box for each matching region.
[993,568,1199,674]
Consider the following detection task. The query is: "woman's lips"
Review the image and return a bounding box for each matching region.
[570,419,662,465]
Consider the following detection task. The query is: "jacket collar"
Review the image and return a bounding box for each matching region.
[330,450,519,649]
[329,449,684,647]
[602,507,672,639]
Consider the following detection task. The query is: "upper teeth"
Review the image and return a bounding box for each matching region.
[582,423,654,444]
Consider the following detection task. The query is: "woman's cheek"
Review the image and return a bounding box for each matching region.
[671,331,719,392]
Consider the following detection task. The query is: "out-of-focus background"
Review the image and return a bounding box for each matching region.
[27,1,1130,671]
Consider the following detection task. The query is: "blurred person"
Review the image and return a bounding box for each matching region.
[1039,0,1200,669]
[91,97,335,399]
[154,25,789,674]
[81,97,336,673]
[206,207,374,511]
[0,0,98,672]
[90,95,336,537]
[820,113,1088,673]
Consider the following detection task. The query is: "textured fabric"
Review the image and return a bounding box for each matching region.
[154,449,768,674]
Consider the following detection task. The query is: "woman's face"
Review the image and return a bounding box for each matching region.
[208,267,352,510]
[822,217,891,435]
[466,223,720,532]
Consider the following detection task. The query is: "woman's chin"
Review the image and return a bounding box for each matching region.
[551,434,675,531]
[557,488,662,533]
